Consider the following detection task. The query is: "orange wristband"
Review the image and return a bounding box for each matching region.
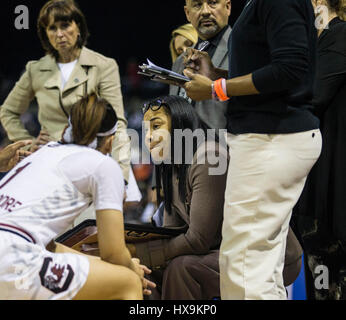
[214,78,229,102]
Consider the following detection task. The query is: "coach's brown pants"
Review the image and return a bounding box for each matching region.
[147,250,220,300]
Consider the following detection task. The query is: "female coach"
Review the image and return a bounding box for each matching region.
[183,0,321,300]
[0,0,131,181]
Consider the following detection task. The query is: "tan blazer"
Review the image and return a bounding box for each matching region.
[0,47,130,181]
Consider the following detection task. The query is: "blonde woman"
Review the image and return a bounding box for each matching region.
[169,23,198,63]
[338,0,346,19]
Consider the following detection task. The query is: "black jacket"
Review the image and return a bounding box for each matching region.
[295,17,346,242]
[226,0,319,134]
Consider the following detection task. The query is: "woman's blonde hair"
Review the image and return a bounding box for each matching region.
[169,23,198,63]
[326,0,346,20]
[338,0,346,20]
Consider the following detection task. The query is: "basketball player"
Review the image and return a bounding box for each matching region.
[0,94,154,300]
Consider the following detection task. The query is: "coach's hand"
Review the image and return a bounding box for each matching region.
[183,48,217,79]
[131,258,156,296]
[140,263,156,296]
[183,70,213,101]
[0,140,32,172]
[30,130,52,153]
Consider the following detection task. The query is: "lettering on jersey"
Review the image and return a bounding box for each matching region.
[0,193,22,213]
[39,257,74,294]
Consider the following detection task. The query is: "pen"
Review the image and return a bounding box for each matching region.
[196,40,210,52]
[184,40,210,68]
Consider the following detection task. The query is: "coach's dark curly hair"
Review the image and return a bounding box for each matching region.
[37,0,89,59]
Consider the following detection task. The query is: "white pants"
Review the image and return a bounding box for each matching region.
[0,232,89,300]
[220,130,322,300]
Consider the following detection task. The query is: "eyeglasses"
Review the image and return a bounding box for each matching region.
[142,99,167,114]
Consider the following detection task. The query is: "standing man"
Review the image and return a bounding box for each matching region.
[170,0,231,131]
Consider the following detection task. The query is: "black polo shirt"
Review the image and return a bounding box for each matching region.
[226,0,320,134]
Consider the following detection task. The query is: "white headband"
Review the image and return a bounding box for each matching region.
[62,119,118,149]
[97,123,118,137]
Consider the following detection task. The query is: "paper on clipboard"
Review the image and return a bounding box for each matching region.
[138,59,190,85]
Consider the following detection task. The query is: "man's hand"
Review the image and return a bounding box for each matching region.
[183,70,214,101]
[183,48,217,79]
[0,140,32,172]
[131,258,156,296]
[30,130,52,152]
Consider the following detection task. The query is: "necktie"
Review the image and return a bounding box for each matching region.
[197,40,210,51]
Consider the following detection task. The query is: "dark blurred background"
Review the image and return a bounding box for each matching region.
[0,0,246,222]
[1,0,245,79]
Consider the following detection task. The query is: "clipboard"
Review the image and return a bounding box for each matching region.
[55,219,185,256]
[138,59,190,85]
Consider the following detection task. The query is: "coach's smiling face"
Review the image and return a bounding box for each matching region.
[143,107,172,163]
